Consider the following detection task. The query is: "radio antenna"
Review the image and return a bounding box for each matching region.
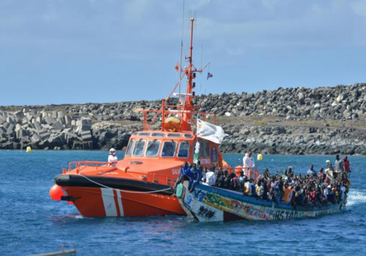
[194,11,197,30]
[178,0,185,99]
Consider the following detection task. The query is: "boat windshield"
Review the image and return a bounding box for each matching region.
[125,139,134,156]
[145,140,161,157]
[133,140,146,156]
[178,141,190,158]
[161,141,177,158]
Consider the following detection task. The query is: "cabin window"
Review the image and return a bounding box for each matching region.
[152,133,165,137]
[145,140,161,157]
[125,140,134,156]
[198,141,210,158]
[161,141,177,158]
[133,140,146,156]
[167,133,181,138]
[178,141,190,158]
[139,132,150,137]
[202,141,210,157]
[184,134,193,138]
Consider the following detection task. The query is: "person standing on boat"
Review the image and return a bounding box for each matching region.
[108,148,118,167]
[243,151,255,177]
[334,155,343,173]
[343,156,351,178]
[205,166,216,186]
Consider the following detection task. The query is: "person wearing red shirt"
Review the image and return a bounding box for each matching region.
[343,156,351,178]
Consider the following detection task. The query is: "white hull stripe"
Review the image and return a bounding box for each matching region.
[116,190,124,217]
[101,188,118,217]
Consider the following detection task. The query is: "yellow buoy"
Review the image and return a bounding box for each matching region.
[26,146,32,153]
[257,154,263,161]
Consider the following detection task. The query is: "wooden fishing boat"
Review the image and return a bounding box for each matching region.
[49,18,231,217]
[178,181,347,222]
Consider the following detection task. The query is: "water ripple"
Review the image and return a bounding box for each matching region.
[1,152,366,256]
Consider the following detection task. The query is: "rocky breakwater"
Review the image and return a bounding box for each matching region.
[193,82,366,155]
[0,99,167,150]
[220,123,366,155]
[0,106,140,150]
[194,83,366,121]
[1,83,366,154]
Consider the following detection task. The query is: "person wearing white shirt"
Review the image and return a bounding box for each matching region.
[108,148,118,167]
[334,154,343,176]
[205,168,216,186]
[243,151,255,177]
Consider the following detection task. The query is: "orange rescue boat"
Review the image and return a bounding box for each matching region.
[50,18,231,217]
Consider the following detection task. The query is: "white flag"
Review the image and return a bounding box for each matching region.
[197,119,228,144]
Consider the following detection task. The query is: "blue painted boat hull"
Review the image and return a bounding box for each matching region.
[179,182,346,222]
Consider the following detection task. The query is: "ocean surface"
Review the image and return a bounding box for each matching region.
[1,151,365,256]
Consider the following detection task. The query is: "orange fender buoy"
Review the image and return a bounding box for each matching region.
[49,184,64,201]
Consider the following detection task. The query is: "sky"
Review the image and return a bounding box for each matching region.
[0,0,365,106]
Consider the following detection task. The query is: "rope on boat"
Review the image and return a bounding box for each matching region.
[78,174,172,194]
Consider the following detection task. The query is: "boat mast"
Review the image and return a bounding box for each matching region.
[180,17,196,131]
[140,17,213,132]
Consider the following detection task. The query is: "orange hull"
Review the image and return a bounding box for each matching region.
[63,186,185,217]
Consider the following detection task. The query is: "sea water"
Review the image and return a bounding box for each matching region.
[0,151,365,256]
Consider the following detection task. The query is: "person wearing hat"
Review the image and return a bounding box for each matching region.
[325,163,334,181]
[108,148,118,167]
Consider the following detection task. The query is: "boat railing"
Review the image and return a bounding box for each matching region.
[137,105,217,131]
[66,161,111,174]
[243,167,260,182]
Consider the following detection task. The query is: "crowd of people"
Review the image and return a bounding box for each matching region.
[176,153,351,209]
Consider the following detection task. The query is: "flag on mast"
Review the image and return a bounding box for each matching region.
[207,72,213,80]
[197,119,228,144]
